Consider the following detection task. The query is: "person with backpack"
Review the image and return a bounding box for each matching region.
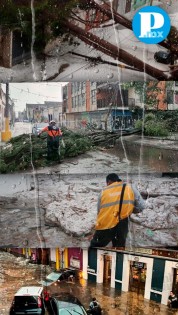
[38,120,62,160]
[90,173,145,248]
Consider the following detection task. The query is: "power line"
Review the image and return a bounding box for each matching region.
[9,84,62,99]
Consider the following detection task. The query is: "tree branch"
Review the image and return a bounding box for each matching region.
[64,20,168,80]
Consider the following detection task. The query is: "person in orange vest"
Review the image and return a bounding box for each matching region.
[38,120,62,160]
[90,173,145,247]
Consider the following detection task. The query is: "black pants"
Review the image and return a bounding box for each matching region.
[90,217,129,247]
[47,140,59,160]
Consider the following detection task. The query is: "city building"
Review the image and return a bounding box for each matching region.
[9,246,178,306]
[0,29,30,68]
[26,101,62,124]
[86,247,178,305]
[63,82,133,131]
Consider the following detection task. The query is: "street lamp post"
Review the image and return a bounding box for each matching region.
[1,83,12,142]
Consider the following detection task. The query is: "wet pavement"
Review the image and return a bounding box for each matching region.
[0,251,178,315]
[115,135,178,173]
[1,125,178,247]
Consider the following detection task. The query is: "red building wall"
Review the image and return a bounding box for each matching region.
[68,248,83,270]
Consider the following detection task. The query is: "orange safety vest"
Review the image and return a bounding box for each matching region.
[42,126,62,137]
[95,182,135,230]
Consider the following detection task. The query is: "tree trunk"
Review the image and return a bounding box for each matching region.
[84,0,172,50]
[64,20,168,80]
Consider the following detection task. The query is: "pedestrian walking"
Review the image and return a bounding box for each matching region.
[38,120,62,161]
[90,173,145,247]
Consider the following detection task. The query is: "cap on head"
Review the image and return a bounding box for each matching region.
[106,173,121,184]
[50,120,56,124]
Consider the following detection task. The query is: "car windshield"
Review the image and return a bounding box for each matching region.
[14,296,38,309]
[35,123,48,129]
[46,272,61,281]
[56,301,87,315]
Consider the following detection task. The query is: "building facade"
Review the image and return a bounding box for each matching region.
[9,246,178,306]
[26,101,62,124]
[85,248,178,305]
[63,82,133,131]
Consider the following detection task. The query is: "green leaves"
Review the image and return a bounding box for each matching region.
[0,129,93,173]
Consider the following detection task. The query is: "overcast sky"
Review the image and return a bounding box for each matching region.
[2,82,67,113]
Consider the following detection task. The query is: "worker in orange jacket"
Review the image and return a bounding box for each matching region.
[90,173,145,247]
[38,120,62,160]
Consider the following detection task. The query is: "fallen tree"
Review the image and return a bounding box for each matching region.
[0,128,143,173]
[0,129,92,173]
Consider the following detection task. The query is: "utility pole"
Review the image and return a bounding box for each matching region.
[1,83,12,142]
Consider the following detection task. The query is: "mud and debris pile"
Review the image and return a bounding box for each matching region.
[0,129,93,173]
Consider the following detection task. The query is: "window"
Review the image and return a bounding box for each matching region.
[81,82,86,91]
[82,94,85,106]
[14,296,38,308]
[167,90,174,104]
[79,95,82,106]
[91,90,96,104]
[77,82,80,91]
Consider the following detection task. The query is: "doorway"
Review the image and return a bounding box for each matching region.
[103,255,112,284]
[172,269,178,295]
[129,261,147,295]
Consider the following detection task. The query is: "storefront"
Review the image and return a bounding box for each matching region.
[129,261,147,295]
[68,248,83,277]
[86,248,178,305]
[173,268,178,294]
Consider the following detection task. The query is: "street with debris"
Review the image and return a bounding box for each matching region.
[0,124,178,247]
[0,251,178,315]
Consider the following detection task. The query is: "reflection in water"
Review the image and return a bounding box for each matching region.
[115,139,178,172]
[48,280,177,315]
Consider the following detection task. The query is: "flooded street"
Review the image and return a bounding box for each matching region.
[115,135,178,173]
[1,251,178,315]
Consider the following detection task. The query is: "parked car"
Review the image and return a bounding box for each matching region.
[40,268,77,287]
[9,286,45,315]
[154,51,172,64]
[46,292,89,315]
[32,122,48,135]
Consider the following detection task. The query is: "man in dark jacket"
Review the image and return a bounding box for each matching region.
[168,291,178,308]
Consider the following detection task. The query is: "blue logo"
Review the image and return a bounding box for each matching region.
[132,6,171,44]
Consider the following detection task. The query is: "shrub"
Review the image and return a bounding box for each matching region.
[144,120,169,137]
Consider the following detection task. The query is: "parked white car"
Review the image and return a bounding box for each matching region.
[32,122,48,135]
